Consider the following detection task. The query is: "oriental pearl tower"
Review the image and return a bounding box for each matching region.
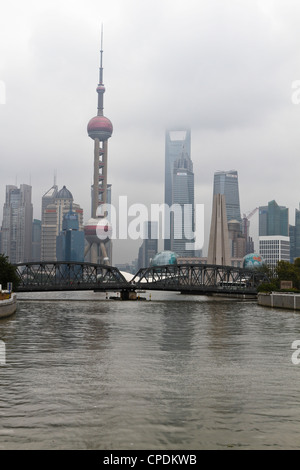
[84,29,113,265]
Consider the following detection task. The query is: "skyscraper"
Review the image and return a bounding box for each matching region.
[32,219,41,261]
[259,200,288,237]
[1,184,33,263]
[213,170,241,224]
[171,151,195,256]
[56,209,84,262]
[258,200,290,267]
[164,128,194,256]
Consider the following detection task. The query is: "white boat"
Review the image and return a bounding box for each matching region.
[0,291,17,319]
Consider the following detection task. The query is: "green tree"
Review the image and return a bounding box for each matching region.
[276,260,300,289]
[294,258,300,269]
[0,254,19,290]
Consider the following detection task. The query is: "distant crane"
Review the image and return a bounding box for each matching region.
[242,207,259,254]
[243,207,259,221]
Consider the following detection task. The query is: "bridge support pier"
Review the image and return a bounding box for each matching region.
[120,290,137,301]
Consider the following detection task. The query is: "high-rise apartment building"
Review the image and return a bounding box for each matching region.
[1,184,33,263]
[213,170,242,224]
[41,185,83,261]
[164,128,194,256]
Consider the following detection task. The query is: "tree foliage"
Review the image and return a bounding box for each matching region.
[257,259,300,292]
[0,254,19,290]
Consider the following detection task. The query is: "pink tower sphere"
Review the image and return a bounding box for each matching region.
[87,115,113,141]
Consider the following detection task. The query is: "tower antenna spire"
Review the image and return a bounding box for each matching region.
[97,24,105,116]
[99,24,104,86]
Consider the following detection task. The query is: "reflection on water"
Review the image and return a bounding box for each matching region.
[1,290,300,449]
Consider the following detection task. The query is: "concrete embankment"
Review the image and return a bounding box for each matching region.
[258,292,300,310]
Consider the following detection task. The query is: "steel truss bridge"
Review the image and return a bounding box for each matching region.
[14,261,269,297]
[132,264,268,295]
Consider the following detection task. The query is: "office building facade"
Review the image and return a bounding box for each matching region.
[259,236,290,268]
[171,153,195,256]
[32,219,41,261]
[164,128,194,256]
[259,200,289,237]
[213,170,242,224]
[56,210,84,262]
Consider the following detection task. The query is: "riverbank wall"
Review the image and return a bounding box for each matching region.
[258,292,300,310]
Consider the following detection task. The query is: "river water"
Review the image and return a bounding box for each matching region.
[1,290,300,450]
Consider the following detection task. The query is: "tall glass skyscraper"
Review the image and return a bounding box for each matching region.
[213,170,241,223]
[1,184,33,263]
[164,129,194,256]
[259,200,288,236]
[56,209,84,262]
[171,152,195,256]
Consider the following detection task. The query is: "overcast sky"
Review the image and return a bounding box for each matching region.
[1,0,300,264]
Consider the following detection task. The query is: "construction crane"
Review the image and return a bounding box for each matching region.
[242,207,259,254]
[243,207,259,221]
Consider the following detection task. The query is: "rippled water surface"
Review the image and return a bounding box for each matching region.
[1,290,300,450]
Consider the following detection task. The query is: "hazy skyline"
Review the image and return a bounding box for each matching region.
[1,0,300,263]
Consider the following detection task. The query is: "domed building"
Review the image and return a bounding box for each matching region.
[56,185,73,200]
[243,253,265,269]
[151,250,178,267]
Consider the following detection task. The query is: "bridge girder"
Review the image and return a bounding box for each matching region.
[13,262,269,295]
